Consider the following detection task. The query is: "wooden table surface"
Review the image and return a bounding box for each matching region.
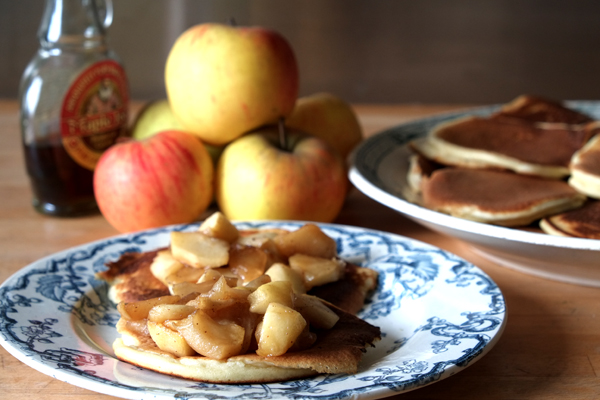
[1,99,600,399]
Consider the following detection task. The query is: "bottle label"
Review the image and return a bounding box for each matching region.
[60,60,129,170]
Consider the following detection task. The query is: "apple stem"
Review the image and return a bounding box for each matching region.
[228,17,237,26]
[278,118,287,150]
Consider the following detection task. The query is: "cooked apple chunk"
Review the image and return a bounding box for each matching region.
[184,277,251,319]
[207,276,252,303]
[236,230,282,248]
[147,320,197,357]
[197,268,222,284]
[150,250,184,286]
[118,295,181,321]
[198,268,239,287]
[169,280,215,297]
[170,231,229,268]
[164,264,205,285]
[228,243,269,283]
[236,231,286,267]
[265,263,306,294]
[198,211,239,243]
[273,224,337,259]
[244,274,271,290]
[288,254,345,289]
[147,304,196,323]
[256,303,307,357]
[248,280,294,314]
[173,310,245,360]
[293,294,339,329]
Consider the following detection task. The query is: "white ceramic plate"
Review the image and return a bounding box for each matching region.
[350,101,600,287]
[0,221,505,399]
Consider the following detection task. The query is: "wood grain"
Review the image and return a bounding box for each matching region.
[1,99,599,399]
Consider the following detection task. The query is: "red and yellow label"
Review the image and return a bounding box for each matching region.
[61,60,129,170]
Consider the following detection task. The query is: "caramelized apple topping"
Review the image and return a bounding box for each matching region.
[117,211,351,360]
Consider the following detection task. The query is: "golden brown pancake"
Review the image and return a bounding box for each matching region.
[101,217,381,384]
[405,154,445,198]
[491,94,594,125]
[421,168,587,226]
[114,301,380,383]
[105,250,380,383]
[569,134,600,199]
[97,249,170,304]
[540,200,600,239]
[309,263,378,315]
[411,116,590,178]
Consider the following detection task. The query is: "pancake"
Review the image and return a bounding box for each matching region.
[491,94,594,125]
[309,263,379,315]
[404,154,446,203]
[99,218,381,384]
[98,249,170,304]
[411,116,590,178]
[421,168,587,226]
[569,134,600,198]
[406,154,445,193]
[113,301,380,383]
[540,200,600,239]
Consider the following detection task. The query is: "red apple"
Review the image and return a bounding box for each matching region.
[215,127,348,222]
[165,23,299,146]
[94,130,214,233]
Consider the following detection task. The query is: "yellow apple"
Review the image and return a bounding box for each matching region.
[285,92,363,161]
[94,130,214,233]
[131,99,224,164]
[215,127,348,222]
[131,99,183,140]
[165,23,299,146]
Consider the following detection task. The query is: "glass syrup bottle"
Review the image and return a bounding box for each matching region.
[20,0,129,217]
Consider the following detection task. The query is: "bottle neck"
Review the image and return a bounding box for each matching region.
[38,0,110,50]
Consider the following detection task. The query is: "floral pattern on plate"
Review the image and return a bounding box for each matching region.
[0,221,506,400]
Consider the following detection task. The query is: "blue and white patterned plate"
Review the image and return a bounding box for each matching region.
[0,221,506,400]
[350,101,600,287]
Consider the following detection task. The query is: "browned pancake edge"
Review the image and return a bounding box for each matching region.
[432,116,588,168]
[421,168,586,226]
[541,200,600,239]
[491,94,594,125]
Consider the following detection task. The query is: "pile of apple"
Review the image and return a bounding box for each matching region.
[94,23,363,233]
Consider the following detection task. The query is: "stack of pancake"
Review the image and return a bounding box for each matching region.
[407,95,600,239]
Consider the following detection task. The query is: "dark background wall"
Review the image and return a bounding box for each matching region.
[2,0,600,104]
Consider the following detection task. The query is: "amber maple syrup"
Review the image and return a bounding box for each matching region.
[23,137,97,216]
[19,0,128,216]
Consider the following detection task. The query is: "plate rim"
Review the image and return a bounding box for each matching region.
[0,221,507,400]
